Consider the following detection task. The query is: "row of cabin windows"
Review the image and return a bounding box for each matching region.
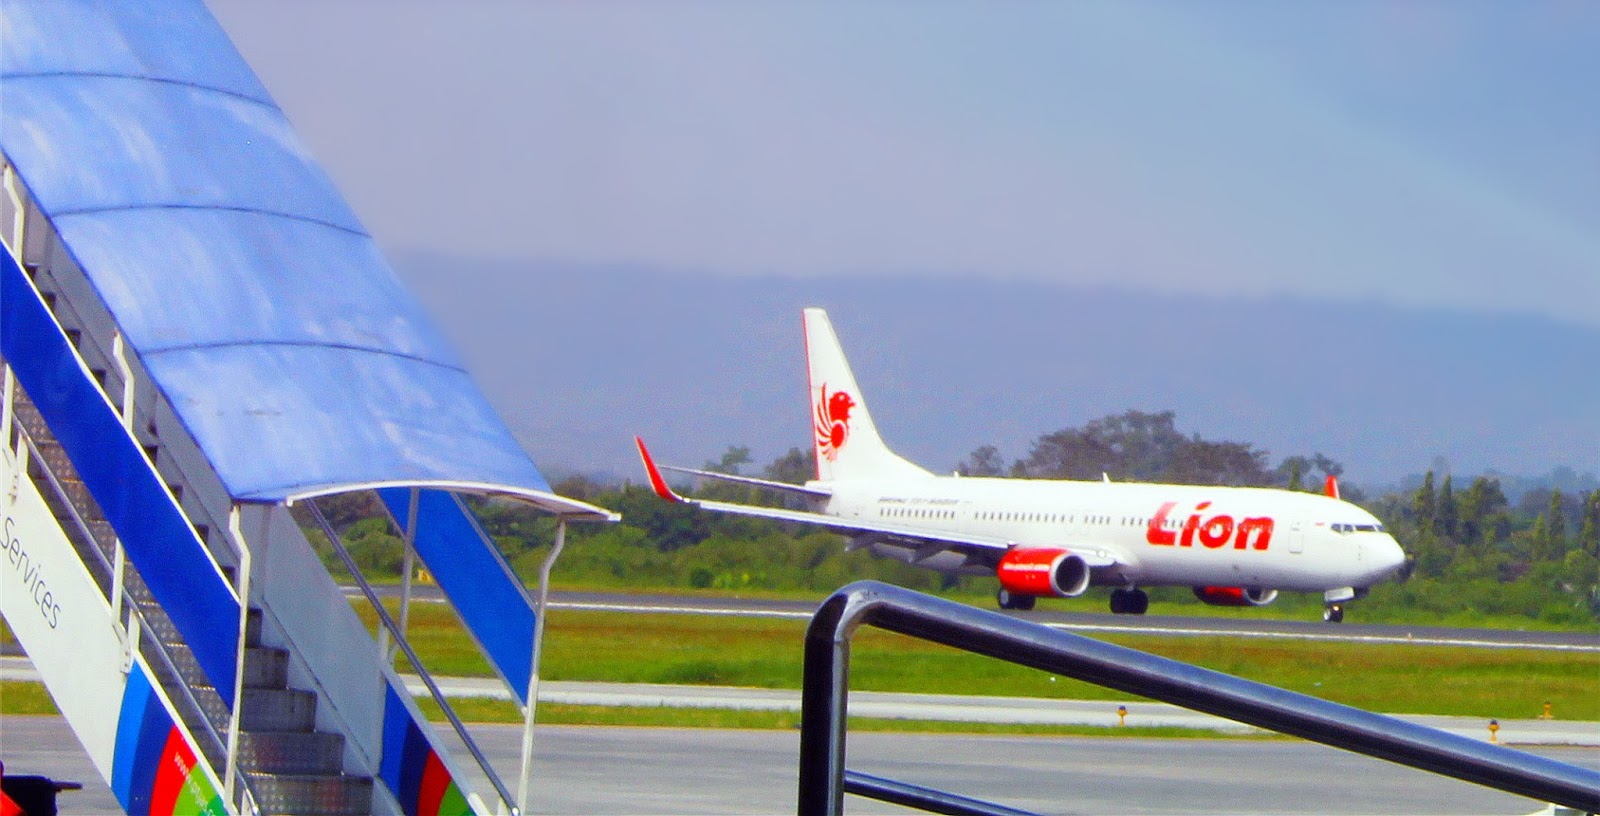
[879,507,1178,529]
[883,507,957,521]
[974,512,1168,527]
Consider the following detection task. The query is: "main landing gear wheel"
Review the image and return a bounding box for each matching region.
[996,588,1037,611]
[1109,588,1149,615]
[1323,604,1345,623]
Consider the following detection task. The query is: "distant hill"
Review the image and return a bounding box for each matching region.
[391,252,1600,493]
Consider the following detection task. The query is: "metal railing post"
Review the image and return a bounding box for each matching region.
[2,362,15,455]
[106,334,138,634]
[380,487,421,664]
[223,505,255,813]
[516,516,567,814]
[3,162,27,253]
[797,592,856,816]
[110,332,135,429]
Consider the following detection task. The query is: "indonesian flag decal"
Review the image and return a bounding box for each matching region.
[814,384,855,462]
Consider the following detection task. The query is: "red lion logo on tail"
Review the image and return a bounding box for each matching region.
[814,385,856,461]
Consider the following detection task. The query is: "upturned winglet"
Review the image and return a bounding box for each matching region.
[634,436,683,503]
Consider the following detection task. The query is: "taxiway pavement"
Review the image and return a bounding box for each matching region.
[2,715,1594,815]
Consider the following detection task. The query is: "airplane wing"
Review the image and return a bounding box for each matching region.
[635,438,1117,570]
[658,463,833,499]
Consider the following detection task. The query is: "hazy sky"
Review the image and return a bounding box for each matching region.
[208,1,1598,327]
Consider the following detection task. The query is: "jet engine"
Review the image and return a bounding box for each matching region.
[1192,586,1279,607]
[997,548,1091,598]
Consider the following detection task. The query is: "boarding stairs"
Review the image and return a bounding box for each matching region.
[1,157,583,815]
[8,376,371,814]
[3,249,374,813]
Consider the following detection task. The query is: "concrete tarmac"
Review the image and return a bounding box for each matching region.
[2,715,1595,815]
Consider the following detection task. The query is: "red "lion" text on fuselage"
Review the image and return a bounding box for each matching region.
[1146,501,1274,550]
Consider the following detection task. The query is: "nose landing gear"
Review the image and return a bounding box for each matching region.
[1322,603,1345,623]
[1109,587,1149,615]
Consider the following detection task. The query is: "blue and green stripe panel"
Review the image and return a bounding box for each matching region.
[111,665,226,816]
[380,684,472,816]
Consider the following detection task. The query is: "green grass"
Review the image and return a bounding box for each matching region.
[1,681,59,715]
[411,698,1273,738]
[351,602,1598,721]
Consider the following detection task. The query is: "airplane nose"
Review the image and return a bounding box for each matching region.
[1367,536,1408,581]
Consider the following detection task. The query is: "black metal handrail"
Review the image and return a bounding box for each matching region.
[797,580,1600,815]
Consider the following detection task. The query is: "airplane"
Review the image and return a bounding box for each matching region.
[634,308,1410,622]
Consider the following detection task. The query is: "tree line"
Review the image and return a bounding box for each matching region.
[306,410,1599,625]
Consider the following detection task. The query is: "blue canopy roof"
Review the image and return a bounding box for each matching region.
[1,1,610,518]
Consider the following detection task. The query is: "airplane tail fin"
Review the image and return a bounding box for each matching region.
[803,308,931,482]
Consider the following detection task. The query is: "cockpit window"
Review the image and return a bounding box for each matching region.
[1332,523,1386,534]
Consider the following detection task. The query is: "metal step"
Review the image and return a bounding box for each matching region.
[164,642,289,690]
[192,686,318,733]
[248,773,373,816]
[26,436,72,475]
[137,601,261,647]
[86,518,116,549]
[48,474,93,511]
[236,731,347,776]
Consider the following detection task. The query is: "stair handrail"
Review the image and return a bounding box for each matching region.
[221,507,255,809]
[306,499,519,816]
[375,488,561,815]
[797,580,1600,815]
[7,408,260,815]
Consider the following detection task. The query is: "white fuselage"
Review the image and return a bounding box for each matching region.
[821,475,1408,592]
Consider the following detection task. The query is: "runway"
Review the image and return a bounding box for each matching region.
[4,715,1594,815]
[366,587,1600,652]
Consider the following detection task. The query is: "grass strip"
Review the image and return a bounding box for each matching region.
[411,697,1273,738]
[1,681,59,715]
[0,680,1258,739]
[353,603,1599,721]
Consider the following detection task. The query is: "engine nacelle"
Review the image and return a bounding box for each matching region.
[1192,586,1279,607]
[997,548,1091,598]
